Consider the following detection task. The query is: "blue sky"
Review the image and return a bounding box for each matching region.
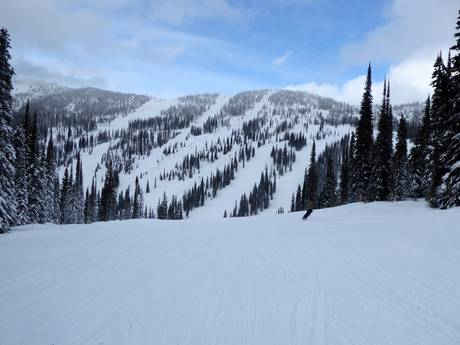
[1,0,459,103]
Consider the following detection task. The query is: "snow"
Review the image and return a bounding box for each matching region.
[1,201,459,345]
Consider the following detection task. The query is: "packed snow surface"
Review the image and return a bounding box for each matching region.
[1,201,459,345]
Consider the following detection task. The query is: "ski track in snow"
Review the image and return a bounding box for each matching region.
[1,201,459,345]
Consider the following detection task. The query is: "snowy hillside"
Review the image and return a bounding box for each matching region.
[12,79,70,110]
[37,86,358,218]
[1,201,459,345]
[11,80,424,220]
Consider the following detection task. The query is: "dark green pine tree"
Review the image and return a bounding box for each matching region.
[339,136,350,204]
[73,152,85,224]
[353,64,374,202]
[99,160,118,221]
[304,141,318,209]
[84,188,90,223]
[63,165,75,224]
[133,176,144,219]
[84,177,97,223]
[13,107,30,225]
[28,112,46,223]
[428,53,451,206]
[320,155,337,208]
[438,11,460,208]
[157,192,168,220]
[295,185,303,211]
[122,186,132,220]
[347,132,357,202]
[370,79,393,201]
[176,201,183,219]
[0,28,16,232]
[393,116,411,200]
[45,132,60,223]
[60,167,69,223]
[409,97,431,197]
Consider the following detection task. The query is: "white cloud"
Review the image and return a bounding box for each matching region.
[273,51,293,66]
[341,0,459,64]
[0,0,259,93]
[286,50,435,105]
[286,75,366,105]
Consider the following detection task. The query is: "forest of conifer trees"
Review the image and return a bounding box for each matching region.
[294,30,460,211]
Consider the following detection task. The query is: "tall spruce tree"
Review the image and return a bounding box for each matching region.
[347,132,357,202]
[353,64,374,201]
[339,137,350,204]
[304,141,318,209]
[44,133,60,223]
[60,167,69,223]
[428,53,451,206]
[393,116,411,200]
[13,110,30,225]
[0,28,16,232]
[295,185,303,211]
[157,192,168,220]
[99,160,118,221]
[409,97,431,197]
[320,155,337,208]
[27,112,46,223]
[133,177,144,218]
[438,10,460,208]
[370,79,393,201]
[62,165,75,224]
[53,171,61,224]
[73,153,84,223]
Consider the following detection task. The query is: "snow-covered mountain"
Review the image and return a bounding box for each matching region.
[12,79,70,110]
[12,79,423,219]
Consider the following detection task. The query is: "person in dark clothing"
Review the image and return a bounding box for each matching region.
[302,208,313,220]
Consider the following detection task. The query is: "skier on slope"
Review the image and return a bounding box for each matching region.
[302,200,314,220]
[302,208,313,220]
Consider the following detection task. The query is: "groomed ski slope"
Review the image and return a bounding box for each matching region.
[1,201,460,345]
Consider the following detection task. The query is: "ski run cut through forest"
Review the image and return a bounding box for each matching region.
[1,201,460,345]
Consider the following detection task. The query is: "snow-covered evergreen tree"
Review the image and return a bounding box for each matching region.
[353,64,374,202]
[409,97,431,198]
[26,112,47,223]
[62,165,75,224]
[99,160,118,221]
[304,141,318,209]
[319,156,337,208]
[44,133,60,223]
[393,116,411,200]
[133,177,144,219]
[437,11,460,208]
[13,119,29,225]
[0,28,16,232]
[339,137,350,204]
[428,53,451,207]
[370,80,393,201]
[84,177,98,223]
[347,132,357,202]
[72,153,84,223]
[60,167,69,223]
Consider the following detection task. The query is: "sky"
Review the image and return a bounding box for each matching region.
[1,0,459,104]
